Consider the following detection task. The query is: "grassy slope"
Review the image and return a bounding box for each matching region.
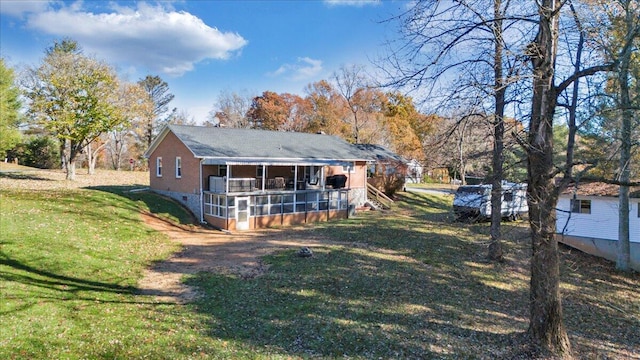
[1,170,638,359]
[0,185,226,359]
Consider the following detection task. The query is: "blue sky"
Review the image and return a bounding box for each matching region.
[1,0,404,122]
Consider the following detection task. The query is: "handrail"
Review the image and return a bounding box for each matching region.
[367,183,393,208]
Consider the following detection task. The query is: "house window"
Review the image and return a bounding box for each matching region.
[175,157,182,178]
[257,166,264,178]
[342,163,355,173]
[218,165,227,177]
[570,199,591,214]
[156,157,162,177]
[503,191,513,202]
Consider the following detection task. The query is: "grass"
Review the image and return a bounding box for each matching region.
[0,183,219,359]
[1,168,639,359]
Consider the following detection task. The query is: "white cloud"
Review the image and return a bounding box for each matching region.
[22,2,248,76]
[323,0,381,7]
[0,1,50,18]
[268,57,323,82]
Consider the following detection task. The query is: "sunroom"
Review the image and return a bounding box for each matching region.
[201,160,353,231]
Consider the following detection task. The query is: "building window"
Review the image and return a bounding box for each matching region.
[175,157,182,178]
[218,165,227,177]
[570,199,591,214]
[342,163,355,173]
[503,191,513,202]
[256,166,264,178]
[156,157,162,177]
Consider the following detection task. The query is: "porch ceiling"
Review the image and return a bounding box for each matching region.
[201,158,354,166]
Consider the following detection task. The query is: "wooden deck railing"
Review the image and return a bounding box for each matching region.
[367,183,393,209]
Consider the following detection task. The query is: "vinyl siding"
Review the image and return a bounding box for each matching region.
[556,196,640,243]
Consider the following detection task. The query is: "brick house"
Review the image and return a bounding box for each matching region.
[144,124,370,231]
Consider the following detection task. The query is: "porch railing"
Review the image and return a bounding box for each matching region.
[203,189,349,219]
[209,176,319,193]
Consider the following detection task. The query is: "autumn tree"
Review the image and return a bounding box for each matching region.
[24,39,122,180]
[246,91,288,130]
[381,92,424,160]
[0,58,22,157]
[304,80,350,137]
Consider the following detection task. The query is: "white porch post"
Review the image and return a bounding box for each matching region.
[261,165,266,191]
[199,159,204,223]
[225,165,231,193]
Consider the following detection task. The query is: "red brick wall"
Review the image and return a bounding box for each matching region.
[149,131,201,194]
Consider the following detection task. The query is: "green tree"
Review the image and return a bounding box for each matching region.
[24,40,122,180]
[137,75,174,146]
[23,136,60,169]
[0,58,22,158]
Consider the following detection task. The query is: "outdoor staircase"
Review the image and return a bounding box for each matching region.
[366,183,393,210]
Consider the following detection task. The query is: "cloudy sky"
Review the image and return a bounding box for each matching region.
[1,0,404,122]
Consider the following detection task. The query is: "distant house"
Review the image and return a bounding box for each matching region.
[354,143,409,190]
[144,125,370,231]
[555,182,640,270]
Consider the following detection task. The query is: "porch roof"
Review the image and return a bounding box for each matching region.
[146,124,370,164]
[202,158,351,166]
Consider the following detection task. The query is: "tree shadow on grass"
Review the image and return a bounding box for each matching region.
[0,171,53,181]
[184,243,530,359]
[0,251,178,315]
[86,185,196,225]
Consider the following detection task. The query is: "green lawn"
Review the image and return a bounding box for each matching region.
[1,179,639,359]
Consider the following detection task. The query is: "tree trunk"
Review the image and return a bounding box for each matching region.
[59,138,68,171]
[66,150,77,180]
[488,0,506,262]
[87,142,95,175]
[526,0,571,356]
[616,10,633,271]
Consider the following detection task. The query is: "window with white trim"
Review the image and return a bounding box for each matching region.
[156,157,162,177]
[342,163,355,173]
[570,199,591,214]
[175,157,182,178]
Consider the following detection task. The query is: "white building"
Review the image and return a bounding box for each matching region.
[556,182,639,271]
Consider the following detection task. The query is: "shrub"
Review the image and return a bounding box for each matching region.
[23,136,60,169]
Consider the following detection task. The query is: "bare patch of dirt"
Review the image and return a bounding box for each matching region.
[137,213,334,304]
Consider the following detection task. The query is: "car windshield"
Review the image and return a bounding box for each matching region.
[456,186,486,196]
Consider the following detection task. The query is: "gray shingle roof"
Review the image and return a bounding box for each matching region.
[161,124,368,163]
[353,143,408,163]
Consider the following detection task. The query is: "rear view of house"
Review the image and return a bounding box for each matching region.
[556,182,639,270]
[144,125,370,231]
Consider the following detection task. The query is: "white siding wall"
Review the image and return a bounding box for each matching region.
[556,196,640,243]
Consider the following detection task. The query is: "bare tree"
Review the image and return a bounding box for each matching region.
[208,89,254,128]
[332,65,385,144]
[380,0,535,261]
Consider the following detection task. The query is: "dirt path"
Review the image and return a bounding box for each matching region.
[137,214,332,304]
